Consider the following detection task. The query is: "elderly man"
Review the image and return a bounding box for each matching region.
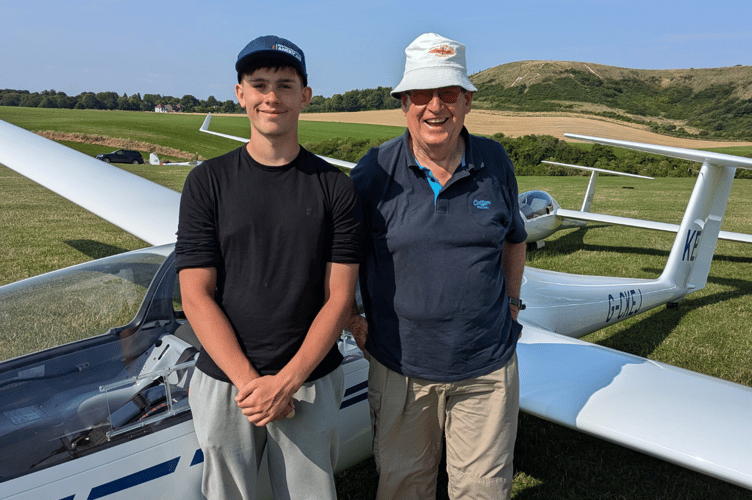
[349,33,527,499]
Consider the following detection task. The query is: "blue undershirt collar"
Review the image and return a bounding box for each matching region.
[415,152,467,204]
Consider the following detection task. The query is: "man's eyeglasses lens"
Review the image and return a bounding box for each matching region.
[408,88,463,106]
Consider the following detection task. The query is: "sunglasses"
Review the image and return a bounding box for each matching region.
[407,87,465,106]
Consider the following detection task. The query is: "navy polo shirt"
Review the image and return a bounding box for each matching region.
[351,128,527,382]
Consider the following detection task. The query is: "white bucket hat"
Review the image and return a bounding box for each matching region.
[391,33,478,97]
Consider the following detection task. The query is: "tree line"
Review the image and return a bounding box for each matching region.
[0,87,401,114]
[0,89,242,113]
[306,87,400,113]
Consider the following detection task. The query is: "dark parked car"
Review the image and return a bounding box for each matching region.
[96,149,144,164]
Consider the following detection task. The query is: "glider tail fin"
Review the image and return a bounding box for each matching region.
[564,134,752,298]
[660,162,735,294]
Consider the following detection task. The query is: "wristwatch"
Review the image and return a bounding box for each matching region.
[509,297,526,310]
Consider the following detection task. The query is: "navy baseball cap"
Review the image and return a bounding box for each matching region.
[235,35,307,83]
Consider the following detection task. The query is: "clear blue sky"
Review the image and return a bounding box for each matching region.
[2,0,751,102]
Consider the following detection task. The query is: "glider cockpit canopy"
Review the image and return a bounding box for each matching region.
[0,245,196,482]
[519,190,555,219]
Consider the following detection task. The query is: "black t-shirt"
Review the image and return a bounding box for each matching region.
[175,145,363,382]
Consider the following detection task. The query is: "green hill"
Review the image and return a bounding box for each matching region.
[470,61,752,140]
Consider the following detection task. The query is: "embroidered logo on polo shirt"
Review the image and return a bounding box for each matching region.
[473,199,491,210]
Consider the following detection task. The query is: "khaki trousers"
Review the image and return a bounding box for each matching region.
[368,354,519,500]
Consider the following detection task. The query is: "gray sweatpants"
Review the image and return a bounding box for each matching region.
[189,367,344,500]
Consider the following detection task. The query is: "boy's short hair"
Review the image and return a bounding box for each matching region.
[236,35,308,87]
[237,57,308,87]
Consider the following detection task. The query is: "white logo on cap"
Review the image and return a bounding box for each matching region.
[273,44,302,62]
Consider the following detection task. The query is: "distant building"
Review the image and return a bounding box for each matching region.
[154,103,183,113]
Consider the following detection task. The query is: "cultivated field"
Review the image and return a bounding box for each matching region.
[301,109,752,149]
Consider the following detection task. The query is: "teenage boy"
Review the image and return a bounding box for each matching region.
[176,35,363,500]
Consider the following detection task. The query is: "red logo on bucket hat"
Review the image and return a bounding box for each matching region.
[428,45,455,57]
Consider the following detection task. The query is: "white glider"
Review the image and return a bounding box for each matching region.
[149,152,203,167]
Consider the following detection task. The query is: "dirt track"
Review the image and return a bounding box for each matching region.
[300,109,752,149]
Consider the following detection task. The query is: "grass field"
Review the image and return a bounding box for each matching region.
[0,107,405,162]
[1,109,751,498]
